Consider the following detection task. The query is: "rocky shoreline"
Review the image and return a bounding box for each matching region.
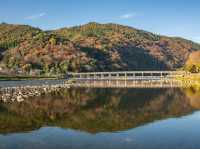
[0,83,70,102]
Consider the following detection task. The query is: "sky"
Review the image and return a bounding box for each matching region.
[0,0,200,43]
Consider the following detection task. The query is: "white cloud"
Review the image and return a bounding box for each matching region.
[25,12,46,20]
[119,13,136,19]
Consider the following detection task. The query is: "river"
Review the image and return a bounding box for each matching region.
[0,79,67,87]
[0,83,200,148]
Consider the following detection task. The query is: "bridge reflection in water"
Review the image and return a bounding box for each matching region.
[71,80,194,88]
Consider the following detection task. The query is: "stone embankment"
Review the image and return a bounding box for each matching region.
[0,84,70,102]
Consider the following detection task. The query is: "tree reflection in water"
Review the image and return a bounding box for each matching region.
[0,87,199,134]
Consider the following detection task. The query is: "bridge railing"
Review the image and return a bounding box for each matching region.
[66,71,189,80]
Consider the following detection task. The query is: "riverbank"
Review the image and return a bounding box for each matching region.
[177,73,200,90]
[0,82,70,102]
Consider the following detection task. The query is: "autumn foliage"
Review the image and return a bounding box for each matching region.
[185,51,200,73]
[0,22,200,75]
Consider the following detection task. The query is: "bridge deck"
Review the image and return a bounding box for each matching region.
[68,71,187,75]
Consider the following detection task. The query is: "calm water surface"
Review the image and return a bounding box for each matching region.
[0,79,66,87]
[0,87,200,149]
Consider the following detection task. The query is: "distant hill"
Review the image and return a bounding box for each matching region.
[0,22,200,75]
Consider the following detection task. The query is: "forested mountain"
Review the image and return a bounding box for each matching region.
[0,22,200,75]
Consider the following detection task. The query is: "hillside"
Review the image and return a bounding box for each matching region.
[0,22,200,75]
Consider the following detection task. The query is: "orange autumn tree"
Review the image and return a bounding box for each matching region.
[185,51,200,73]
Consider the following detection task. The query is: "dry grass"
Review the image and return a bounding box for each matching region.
[176,73,200,90]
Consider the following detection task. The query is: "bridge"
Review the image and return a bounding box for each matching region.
[67,71,188,81]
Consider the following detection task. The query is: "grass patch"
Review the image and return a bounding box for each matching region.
[176,73,200,90]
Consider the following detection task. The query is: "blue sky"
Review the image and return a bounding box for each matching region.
[0,0,200,43]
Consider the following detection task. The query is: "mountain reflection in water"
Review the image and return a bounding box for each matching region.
[0,87,200,149]
[0,87,199,133]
